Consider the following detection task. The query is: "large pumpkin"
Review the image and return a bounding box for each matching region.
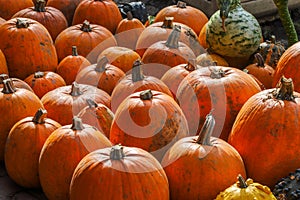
[4,108,61,188]
[0,79,43,161]
[39,116,112,200]
[110,89,189,161]
[12,0,68,40]
[0,0,34,20]
[0,17,58,80]
[228,77,300,188]
[161,113,246,200]
[70,144,169,200]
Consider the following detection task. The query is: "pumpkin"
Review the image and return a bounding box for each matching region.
[56,46,91,85]
[55,20,117,63]
[77,99,114,138]
[136,16,202,58]
[0,17,58,80]
[228,77,300,188]
[0,79,43,161]
[153,1,208,35]
[216,175,276,199]
[0,74,34,92]
[161,59,199,99]
[141,25,196,79]
[46,0,83,26]
[244,53,274,89]
[12,0,68,41]
[0,0,34,20]
[4,108,61,188]
[273,168,300,199]
[0,49,8,75]
[161,113,246,200]
[39,116,112,200]
[24,71,66,99]
[198,21,208,49]
[97,46,141,73]
[206,0,262,68]
[72,0,122,34]
[110,89,188,161]
[176,66,261,139]
[76,56,125,95]
[196,52,229,67]
[41,82,111,125]
[69,144,169,200]
[115,11,145,50]
[110,60,172,112]
[272,41,300,91]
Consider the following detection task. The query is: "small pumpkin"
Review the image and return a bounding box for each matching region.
[0,74,34,92]
[216,175,276,199]
[24,71,66,99]
[39,116,112,200]
[4,108,61,188]
[70,144,169,200]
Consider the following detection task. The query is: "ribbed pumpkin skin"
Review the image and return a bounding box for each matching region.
[0,18,58,80]
[70,146,169,200]
[39,121,112,200]
[272,41,300,91]
[0,0,34,20]
[12,2,68,40]
[206,6,262,58]
[72,0,122,34]
[228,88,300,188]
[4,111,61,188]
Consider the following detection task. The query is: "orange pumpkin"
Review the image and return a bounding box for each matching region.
[0,0,34,20]
[55,20,117,63]
[110,60,172,112]
[198,21,208,49]
[97,46,141,73]
[153,1,208,35]
[70,144,169,200]
[72,0,122,34]
[4,108,61,188]
[41,82,111,125]
[39,116,112,200]
[162,113,246,200]
[76,56,125,95]
[110,89,188,161]
[196,52,229,67]
[0,79,43,161]
[0,49,8,75]
[78,99,114,138]
[0,17,58,80]
[115,11,145,50]
[12,0,68,40]
[176,66,261,140]
[0,74,34,92]
[56,46,91,85]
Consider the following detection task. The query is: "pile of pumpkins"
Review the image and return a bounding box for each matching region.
[0,0,300,199]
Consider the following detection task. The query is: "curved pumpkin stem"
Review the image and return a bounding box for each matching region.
[81,20,92,32]
[237,174,248,188]
[140,89,153,100]
[34,0,46,12]
[32,108,47,124]
[161,17,174,29]
[254,53,265,68]
[70,117,84,130]
[177,1,187,8]
[110,144,125,160]
[72,46,78,56]
[209,67,225,79]
[95,56,109,72]
[273,76,295,101]
[70,82,83,96]
[86,99,98,108]
[0,74,9,84]
[196,112,215,146]
[16,18,29,29]
[2,79,16,94]
[126,11,133,20]
[184,59,197,71]
[34,71,45,78]
[166,25,181,49]
[132,60,144,82]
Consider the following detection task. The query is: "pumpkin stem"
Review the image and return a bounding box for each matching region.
[72,46,78,56]
[70,117,84,130]
[184,59,197,71]
[34,71,45,78]
[32,108,47,124]
[0,74,9,84]
[34,0,46,12]
[196,112,215,146]
[166,25,181,49]
[80,20,92,32]
[140,89,153,100]
[110,144,125,160]
[254,53,265,68]
[95,56,109,72]
[132,60,144,82]
[237,174,248,188]
[209,67,225,79]
[2,79,16,94]
[86,99,98,108]
[273,76,295,101]
[161,17,174,29]
[126,11,133,20]
[70,82,83,96]
[16,18,29,29]
[177,1,186,8]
